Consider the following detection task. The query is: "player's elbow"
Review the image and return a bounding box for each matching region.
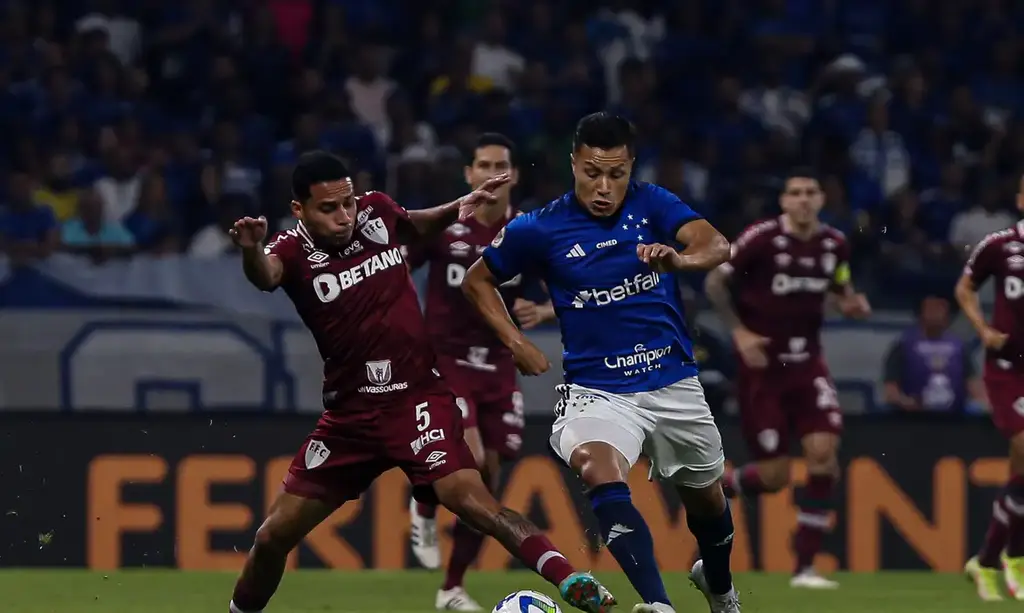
[460,260,492,302]
[953,275,973,306]
[708,235,731,268]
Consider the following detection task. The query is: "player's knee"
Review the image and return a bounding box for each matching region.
[677,480,727,517]
[253,517,300,556]
[758,459,792,491]
[569,442,630,488]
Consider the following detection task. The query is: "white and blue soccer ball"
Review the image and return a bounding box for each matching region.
[492,590,562,613]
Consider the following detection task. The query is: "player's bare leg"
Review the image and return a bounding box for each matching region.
[571,442,674,610]
[432,467,616,613]
[721,456,791,499]
[676,482,741,613]
[969,430,1024,601]
[788,432,840,589]
[412,426,487,574]
[229,493,335,613]
[426,427,491,611]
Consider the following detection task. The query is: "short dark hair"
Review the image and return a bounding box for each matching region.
[291,151,350,202]
[784,166,818,185]
[470,132,517,165]
[573,112,636,155]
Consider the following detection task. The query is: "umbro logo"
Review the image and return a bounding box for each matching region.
[308,251,329,263]
[565,244,587,258]
[425,450,447,463]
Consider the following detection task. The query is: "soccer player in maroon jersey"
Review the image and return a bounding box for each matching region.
[405,133,555,611]
[958,175,1024,602]
[225,151,615,613]
[703,168,870,589]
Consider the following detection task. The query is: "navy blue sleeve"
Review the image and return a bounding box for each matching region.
[647,184,702,242]
[481,212,543,283]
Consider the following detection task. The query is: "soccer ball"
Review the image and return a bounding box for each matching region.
[492,590,562,613]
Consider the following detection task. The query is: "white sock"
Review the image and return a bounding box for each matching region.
[229,600,262,613]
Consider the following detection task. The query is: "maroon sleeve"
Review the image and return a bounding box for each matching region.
[726,222,769,275]
[829,232,852,293]
[964,233,1001,287]
[263,230,303,287]
[363,191,414,236]
[403,236,436,271]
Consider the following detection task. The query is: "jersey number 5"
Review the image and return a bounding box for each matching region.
[813,377,839,410]
[416,401,431,432]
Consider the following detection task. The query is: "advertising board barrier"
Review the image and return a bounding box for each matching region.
[0,413,1004,571]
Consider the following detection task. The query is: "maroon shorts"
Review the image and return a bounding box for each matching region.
[283,386,477,507]
[737,358,843,460]
[436,354,524,459]
[985,367,1024,439]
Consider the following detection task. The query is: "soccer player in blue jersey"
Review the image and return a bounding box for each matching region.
[463,112,739,613]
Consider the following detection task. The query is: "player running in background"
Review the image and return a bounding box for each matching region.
[226,151,615,613]
[958,175,1024,602]
[703,168,870,590]
[463,112,740,613]
[406,132,555,611]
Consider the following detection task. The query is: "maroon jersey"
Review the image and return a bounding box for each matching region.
[408,209,523,371]
[265,191,441,410]
[964,221,1024,374]
[727,217,851,368]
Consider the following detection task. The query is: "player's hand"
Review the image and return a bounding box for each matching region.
[457,173,511,221]
[229,216,269,249]
[637,243,683,273]
[981,326,1010,350]
[732,327,770,369]
[509,335,550,376]
[837,292,871,319]
[512,298,554,330]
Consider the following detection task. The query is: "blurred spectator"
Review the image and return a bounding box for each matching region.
[34,153,80,223]
[345,44,396,136]
[917,162,967,249]
[74,0,142,67]
[202,120,262,213]
[60,187,135,261]
[740,56,811,142]
[849,95,911,198]
[0,170,59,265]
[472,10,523,92]
[949,183,1015,256]
[125,174,179,255]
[93,147,142,222]
[882,295,986,413]
[188,196,243,259]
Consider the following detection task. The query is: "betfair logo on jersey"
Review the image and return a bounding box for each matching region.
[313,248,404,303]
[571,272,660,308]
[604,343,673,376]
[770,273,829,295]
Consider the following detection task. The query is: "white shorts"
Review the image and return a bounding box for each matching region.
[550,376,725,488]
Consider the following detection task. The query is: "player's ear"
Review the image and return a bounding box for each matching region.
[508,167,520,188]
[290,200,303,219]
[463,165,473,187]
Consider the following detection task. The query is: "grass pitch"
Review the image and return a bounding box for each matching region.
[0,569,1009,612]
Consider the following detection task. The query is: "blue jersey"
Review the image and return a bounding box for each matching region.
[482,182,701,394]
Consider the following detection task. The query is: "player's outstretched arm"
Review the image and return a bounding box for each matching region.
[230,216,283,291]
[402,174,511,242]
[704,266,742,331]
[463,258,550,375]
[673,219,731,271]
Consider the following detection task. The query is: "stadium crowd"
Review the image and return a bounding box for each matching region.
[0,0,1023,305]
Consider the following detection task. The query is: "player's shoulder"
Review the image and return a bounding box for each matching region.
[633,181,683,204]
[265,223,314,256]
[970,224,1021,259]
[818,224,848,248]
[734,217,781,249]
[356,190,399,214]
